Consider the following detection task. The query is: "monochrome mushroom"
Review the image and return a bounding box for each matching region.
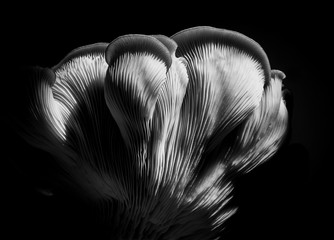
[11,26,288,240]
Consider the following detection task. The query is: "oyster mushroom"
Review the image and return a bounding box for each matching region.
[11,26,288,240]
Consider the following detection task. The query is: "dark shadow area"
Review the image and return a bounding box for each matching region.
[223,143,311,239]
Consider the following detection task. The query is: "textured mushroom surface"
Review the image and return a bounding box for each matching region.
[12,26,288,240]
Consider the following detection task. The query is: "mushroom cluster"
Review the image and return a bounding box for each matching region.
[12,26,288,239]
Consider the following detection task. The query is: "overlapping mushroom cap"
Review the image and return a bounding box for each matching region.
[13,26,288,239]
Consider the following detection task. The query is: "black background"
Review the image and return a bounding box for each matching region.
[3,5,331,240]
